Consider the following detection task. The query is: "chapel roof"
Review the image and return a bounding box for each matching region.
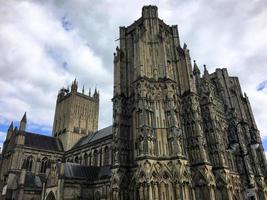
[63,162,111,180]
[72,125,112,149]
[23,131,64,152]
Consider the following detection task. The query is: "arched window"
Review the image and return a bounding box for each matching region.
[40,157,48,173]
[25,156,33,172]
[104,147,109,166]
[75,156,79,163]
[93,150,98,166]
[84,153,88,165]
[89,153,92,166]
[99,149,102,166]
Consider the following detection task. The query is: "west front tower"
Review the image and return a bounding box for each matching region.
[110,5,267,200]
[111,5,201,200]
[52,79,99,151]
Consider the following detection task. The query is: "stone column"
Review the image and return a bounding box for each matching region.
[113,190,119,200]
[168,183,175,200]
[145,184,149,199]
[175,183,180,200]
[154,183,159,200]
[139,186,144,200]
[148,184,153,200]
[160,182,166,200]
[208,186,216,200]
[225,187,232,200]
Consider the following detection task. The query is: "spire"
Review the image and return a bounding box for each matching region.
[21,112,27,123]
[193,60,200,75]
[89,88,91,96]
[71,78,78,93]
[6,121,14,140]
[82,85,85,94]
[94,88,97,95]
[8,121,13,131]
[19,112,27,131]
[93,88,99,98]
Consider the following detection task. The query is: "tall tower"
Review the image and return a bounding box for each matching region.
[111,5,267,200]
[111,5,204,199]
[52,79,99,151]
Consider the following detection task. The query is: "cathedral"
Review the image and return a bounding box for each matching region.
[0,5,267,200]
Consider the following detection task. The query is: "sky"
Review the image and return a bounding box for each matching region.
[0,0,267,152]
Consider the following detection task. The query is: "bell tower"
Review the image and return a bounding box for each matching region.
[52,79,99,151]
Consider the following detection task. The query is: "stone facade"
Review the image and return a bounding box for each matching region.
[110,5,267,200]
[0,5,267,200]
[53,79,99,151]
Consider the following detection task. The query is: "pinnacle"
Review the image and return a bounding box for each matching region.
[193,60,200,75]
[203,64,209,75]
[21,112,27,123]
[8,121,13,130]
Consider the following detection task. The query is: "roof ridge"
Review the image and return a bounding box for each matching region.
[24,131,55,139]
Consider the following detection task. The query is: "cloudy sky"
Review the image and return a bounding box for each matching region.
[0,0,267,151]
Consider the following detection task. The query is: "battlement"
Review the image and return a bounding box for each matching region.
[57,79,99,103]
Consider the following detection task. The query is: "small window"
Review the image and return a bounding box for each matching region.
[40,157,49,173]
[25,156,33,172]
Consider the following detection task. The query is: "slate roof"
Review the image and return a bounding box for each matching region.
[63,162,111,180]
[24,131,64,152]
[73,125,112,149]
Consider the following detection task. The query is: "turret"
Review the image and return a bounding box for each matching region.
[19,112,27,131]
[71,78,78,93]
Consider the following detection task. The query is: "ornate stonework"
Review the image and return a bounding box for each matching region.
[0,5,266,200]
[111,5,267,200]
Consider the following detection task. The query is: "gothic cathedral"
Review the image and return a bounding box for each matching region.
[0,5,266,200]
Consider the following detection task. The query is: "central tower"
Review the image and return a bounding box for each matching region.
[52,79,99,151]
[111,5,209,199]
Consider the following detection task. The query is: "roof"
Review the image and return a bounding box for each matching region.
[73,125,112,149]
[24,131,64,152]
[63,162,111,180]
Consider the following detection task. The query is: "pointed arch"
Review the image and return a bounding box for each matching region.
[40,157,49,173]
[83,153,88,165]
[46,191,56,200]
[25,156,34,172]
[103,146,109,166]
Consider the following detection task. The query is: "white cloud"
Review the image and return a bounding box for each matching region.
[0,0,267,142]
[0,0,112,131]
